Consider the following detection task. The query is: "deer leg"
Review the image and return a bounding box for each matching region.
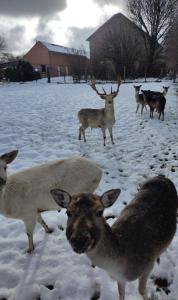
[79,126,86,142]
[138,262,154,300]
[162,111,164,121]
[37,212,53,233]
[117,281,125,300]
[78,126,82,140]
[149,107,151,118]
[150,108,154,118]
[24,218,36,253]
[83,128,86,142]
[108,127,114,144]
[141,104,144,114]
[136,104,140,113]
[101,128,106,146]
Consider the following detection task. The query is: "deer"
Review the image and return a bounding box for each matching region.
[0,150,102,252]
[148,86,169,97]
[142,90,166,121]
[51,175,177,300]
[133,85,169,115]
[133,85,147,114]
[78,77,121,146]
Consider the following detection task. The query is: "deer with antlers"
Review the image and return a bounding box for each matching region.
[78,77,121,146]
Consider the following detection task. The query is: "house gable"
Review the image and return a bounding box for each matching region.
[23,41,50,65]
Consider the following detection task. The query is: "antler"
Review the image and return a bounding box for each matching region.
[90,75,121,98]
[90,80,106,96]
[110,75,122,97]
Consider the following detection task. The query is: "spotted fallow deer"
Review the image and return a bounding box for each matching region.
[0,150,102,252]
[51,176,177,300]
[78,77,121,146]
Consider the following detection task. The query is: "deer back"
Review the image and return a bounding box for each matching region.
[112,176,177,261]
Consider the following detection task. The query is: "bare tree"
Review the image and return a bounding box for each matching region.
[127,0,178,75]
[70,47,89,82]
[100,25,147,78]
[90,14,148,80]
[0,36,6,52]
[0,36,6,63]
[165,12,178,77]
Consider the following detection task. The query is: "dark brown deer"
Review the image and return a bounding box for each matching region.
[78,77,121,146]
[51,176,177,300]
[142,90,166,121]
[148,86,169,97]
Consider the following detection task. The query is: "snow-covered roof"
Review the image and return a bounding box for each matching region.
[38,41,86,56]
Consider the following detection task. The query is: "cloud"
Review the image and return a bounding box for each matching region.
[0,0,66,17]
[94,0,127,11]
[1,25,27,55]
[66,27,95,50]
[34,18,55,43]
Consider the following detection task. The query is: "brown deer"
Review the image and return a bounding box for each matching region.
[78,77,121,146]
[133,85,147,114]
[51,176,177,300]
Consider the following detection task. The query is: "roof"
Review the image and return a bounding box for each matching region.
[86,13,145,41]
[38,41,86,56]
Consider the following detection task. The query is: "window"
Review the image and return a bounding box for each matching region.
[41,65,46,72]
[58,65,69,76]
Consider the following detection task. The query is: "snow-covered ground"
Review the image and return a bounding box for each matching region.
[0,78,178,300]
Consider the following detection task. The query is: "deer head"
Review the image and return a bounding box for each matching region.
[0,150,18,189]
[90,76,121,106]
[133,85,142,92]
[51,189,121,254]
[162,86,169,95]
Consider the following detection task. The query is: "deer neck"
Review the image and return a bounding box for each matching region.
[0,187,5,213]
[87,221,124,281]
[104,102,115,117]
[135,91,140,101]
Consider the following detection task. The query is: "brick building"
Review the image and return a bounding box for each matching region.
[23,41,88,78]
[86,13,148,78]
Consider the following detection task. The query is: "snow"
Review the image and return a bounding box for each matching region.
[0,78,178,300]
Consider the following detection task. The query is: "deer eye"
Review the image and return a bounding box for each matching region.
[96,210,103,217]
[66,210,72,218]
[4,166,7,171]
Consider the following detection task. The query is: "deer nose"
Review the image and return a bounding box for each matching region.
[71,234,90,253]
[0,178,6,186]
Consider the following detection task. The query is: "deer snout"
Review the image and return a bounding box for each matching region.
[70,233,91,254]
[0,177,6,187]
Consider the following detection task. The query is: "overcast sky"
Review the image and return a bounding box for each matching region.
[0,0,126,56]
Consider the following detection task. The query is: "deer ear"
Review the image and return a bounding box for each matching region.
[50,189,71,208]
[1,150,18,164]
[101,189,121,208]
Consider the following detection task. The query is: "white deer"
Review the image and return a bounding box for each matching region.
[78,77,121,146]
[0,150,102,252]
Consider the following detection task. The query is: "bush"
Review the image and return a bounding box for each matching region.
[5,61,41,82]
